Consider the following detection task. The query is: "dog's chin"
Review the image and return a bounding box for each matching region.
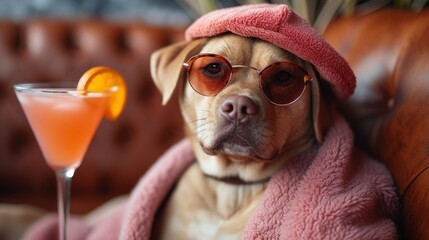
[200,135,278,162]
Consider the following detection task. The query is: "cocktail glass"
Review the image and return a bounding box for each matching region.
[14,82,112,240]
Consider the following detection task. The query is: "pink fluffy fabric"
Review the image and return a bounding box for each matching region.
[24,117,398,239]
[185,4,356,100]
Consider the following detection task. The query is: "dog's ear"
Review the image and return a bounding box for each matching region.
[150,38,208,105]
[307,64,336,143]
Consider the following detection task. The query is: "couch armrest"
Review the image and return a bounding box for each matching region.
[325,9,429,239]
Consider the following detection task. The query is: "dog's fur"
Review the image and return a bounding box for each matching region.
[150,34,334,239]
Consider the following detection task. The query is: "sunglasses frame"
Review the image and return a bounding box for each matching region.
[183,53,313,106]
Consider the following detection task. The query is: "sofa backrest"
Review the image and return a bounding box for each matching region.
[0,20,185,213]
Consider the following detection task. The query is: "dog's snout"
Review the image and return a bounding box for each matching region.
[220,95,259,122]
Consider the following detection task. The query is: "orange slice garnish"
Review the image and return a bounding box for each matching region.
[77,66,127,120]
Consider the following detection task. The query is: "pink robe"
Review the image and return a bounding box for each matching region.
[24,117,398,239]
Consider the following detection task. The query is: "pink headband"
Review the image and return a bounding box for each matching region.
[185,4,355,100]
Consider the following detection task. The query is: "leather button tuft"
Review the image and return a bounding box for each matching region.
[9,129,30,155]
[114,123,133,147]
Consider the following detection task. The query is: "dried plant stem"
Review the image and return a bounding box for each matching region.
[313,0,343,32]
[177,0,220,18]
[411,0,429,10]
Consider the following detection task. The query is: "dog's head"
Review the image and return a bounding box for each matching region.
[150,33,336,183]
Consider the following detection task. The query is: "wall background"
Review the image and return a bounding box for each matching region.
[0,0,241,26]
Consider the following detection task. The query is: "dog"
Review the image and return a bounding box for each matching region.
[141,5,397,239]
[150,33,334,239]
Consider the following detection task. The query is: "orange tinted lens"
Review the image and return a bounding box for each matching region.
[187,55,232,96]
[260,62,306,105]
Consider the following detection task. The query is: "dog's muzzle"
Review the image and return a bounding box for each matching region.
[200,94,278,161]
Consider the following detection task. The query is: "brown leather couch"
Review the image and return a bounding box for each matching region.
[0,7,428,240]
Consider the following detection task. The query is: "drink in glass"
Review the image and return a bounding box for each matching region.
[14,82,111,240]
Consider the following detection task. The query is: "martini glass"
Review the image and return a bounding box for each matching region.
[14,82,112,240]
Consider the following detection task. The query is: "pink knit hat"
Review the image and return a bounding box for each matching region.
[185,4,355,100]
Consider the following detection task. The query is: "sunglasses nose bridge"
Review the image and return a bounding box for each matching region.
[230,65,261,83]
[231,64,260,72]
[230,65,263,87]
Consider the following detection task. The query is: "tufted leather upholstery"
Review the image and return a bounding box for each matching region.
[0,20,185,214]
[324,8,429,240]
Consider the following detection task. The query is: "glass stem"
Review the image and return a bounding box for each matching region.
[56,168,75,240]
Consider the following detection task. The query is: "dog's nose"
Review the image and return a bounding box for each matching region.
[220,95,259,122]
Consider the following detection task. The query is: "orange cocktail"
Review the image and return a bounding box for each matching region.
[14,66,127,240]
[16,86,108,169]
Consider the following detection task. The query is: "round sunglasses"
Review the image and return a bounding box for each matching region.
[183,53,312,106]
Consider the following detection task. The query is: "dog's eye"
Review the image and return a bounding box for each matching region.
[203,62,224,78]
[270,71,294,86]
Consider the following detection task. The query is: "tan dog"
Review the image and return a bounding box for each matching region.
[150,34,334,239]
